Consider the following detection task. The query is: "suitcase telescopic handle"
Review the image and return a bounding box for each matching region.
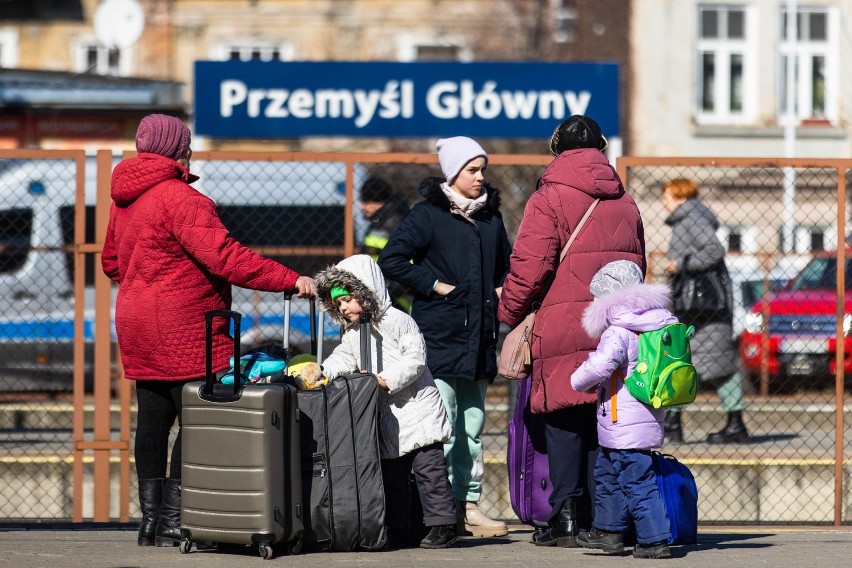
[360,313,372,373]
[205,309,242,396]
[309,298,317,357]
[282,292,292,357]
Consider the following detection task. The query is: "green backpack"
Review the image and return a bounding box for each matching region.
[624,323,698,409]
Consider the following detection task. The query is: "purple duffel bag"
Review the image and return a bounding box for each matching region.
[507,376,553,527]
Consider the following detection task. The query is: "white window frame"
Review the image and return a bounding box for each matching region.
[551,0,577,43]
[777,5,838,124]
[0,28,19,68]
[211,42,294,62]
[396,33,471,62]
[74,39,132,76]
[695,4,758,125]
[719,224,758,254]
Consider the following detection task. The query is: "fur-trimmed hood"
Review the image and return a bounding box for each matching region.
[417,176,502,217]
[314,254,391,326]
[581,283,674,338]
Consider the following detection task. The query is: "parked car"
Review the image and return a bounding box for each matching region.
[739,250,851,384]
[730,268,788,339]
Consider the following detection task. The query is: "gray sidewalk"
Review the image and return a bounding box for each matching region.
[1,525,851,568]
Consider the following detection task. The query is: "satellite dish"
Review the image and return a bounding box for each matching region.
[94,0,145,50]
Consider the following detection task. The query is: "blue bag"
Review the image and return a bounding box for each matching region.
[220,352,286,385]
[652,452,698,545]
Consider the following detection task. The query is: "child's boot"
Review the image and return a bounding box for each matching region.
[576,528,625,553]
[633,540,672,559]
[419,524,458,549]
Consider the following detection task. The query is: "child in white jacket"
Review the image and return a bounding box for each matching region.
[310,254,456,549]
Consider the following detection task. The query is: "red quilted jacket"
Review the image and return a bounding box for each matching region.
[102,153,300,380]
[497,148,646,413]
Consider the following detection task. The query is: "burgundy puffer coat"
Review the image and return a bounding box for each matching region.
[497,148,646,414]
[102,153,300,381]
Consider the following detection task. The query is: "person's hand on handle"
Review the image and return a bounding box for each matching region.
[294,276,315,298]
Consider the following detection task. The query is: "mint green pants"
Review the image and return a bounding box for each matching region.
[434,377,487,503]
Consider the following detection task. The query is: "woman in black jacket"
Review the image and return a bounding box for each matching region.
[379,136,512,538]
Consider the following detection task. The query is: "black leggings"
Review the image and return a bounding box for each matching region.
[134,379,196,480]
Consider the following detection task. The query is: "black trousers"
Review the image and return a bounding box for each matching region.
[381,442,456,530]
[544,402,599,528]
[134,379,196,480]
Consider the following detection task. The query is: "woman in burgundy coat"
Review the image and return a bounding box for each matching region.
[498,116,645,547]
[102,114,312,547]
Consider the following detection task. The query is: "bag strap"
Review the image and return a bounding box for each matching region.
[559,198,600,263]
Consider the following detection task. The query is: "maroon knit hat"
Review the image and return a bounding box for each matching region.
[135,114,191,160]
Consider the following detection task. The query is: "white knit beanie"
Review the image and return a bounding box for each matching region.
[589,260,644,298]
[436,136,488,184]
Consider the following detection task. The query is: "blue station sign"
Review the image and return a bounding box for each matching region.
[194,61,619,139]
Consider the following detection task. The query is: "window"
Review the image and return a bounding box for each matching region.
[0,28,19,68]
[778,225,830,254]
[415,45,461,61]
[0,208,32,275]
[59,206,96,286]
[719,224,757,254]
[696,5,757,124]
[778,6,837,123]
[396,34,470,62]
[212,43,293,62]
[75,42,129,76]
[552,0,577,43]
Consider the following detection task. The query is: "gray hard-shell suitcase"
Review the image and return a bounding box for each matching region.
[178,309,303,559]
[295,306,387,551]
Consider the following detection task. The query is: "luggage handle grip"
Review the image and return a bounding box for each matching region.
[205,309,242,396]
[282,294,323,361]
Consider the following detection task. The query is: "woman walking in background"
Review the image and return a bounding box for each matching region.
[498,115,645,547]
[102,114,313,547]
[661,177,749,444]
[379,136,512,538]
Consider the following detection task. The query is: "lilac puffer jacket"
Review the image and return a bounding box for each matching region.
[570,283,677,450]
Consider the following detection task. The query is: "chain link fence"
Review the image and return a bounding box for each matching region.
[1,151,849,525]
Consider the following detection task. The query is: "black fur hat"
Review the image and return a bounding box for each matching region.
[549,115,608,156]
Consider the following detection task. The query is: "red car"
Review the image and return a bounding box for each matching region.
[739,251,851,383]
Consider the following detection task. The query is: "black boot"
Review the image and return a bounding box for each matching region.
[137,478,163,546]
[576,528,625,553]
[707,411,750,443]
[155,478,181,547]
[419,524,458,549]
[532,499,579,548]
[664,410,683,443]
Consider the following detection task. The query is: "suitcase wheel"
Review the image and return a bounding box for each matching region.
[259,544,274,560]
[286,535,303,555]
[178,539,192,554]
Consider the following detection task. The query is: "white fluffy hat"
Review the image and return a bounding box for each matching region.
[436,136,488,184]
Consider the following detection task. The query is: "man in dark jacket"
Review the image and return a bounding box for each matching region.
[379,137,512,538]
[359,176,412,311]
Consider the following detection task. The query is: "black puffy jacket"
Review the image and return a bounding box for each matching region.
[379,177,511,382]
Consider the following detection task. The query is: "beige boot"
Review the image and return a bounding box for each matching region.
[462,501,508,538]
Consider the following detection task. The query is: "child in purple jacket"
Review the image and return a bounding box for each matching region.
[569,260,674,559]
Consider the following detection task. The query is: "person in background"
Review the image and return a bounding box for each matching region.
[379,136,512,538]
[661,178,749,444]
[570,260,673,559]
[359,177,412,311]
[101,114,313,548]
[498,115,646,548]
[312,254,456,549]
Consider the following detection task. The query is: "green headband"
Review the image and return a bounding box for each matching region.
[329,286,351,302]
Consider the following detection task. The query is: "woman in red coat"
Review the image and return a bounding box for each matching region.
[498,116,645,547]
[102,114,313,547]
